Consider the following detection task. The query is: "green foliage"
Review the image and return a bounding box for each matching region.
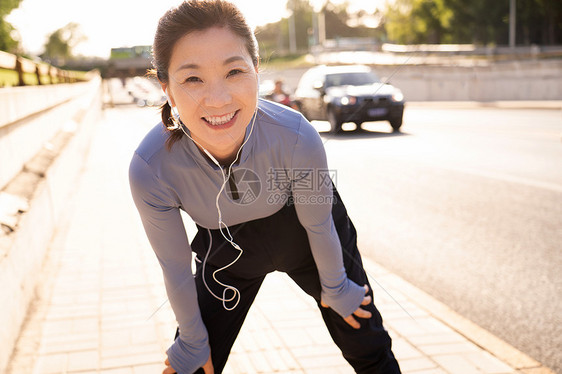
[384,0,561,45]
[255,0,383,58]
[41,22,86,63]
[0,0,22,52]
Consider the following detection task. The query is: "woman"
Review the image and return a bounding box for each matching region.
[129,1,401,373]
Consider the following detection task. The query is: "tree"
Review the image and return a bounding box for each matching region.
[255,0,382,57]
[384,0,561,46]
[41,22,86,64]
[385,0,454,44]
[444,0,508,45]
[0,0,23,52]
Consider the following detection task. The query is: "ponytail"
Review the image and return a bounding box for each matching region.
[160,99,184,150]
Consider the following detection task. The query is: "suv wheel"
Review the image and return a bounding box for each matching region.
[390,116,403,132]
[327,108,342,133]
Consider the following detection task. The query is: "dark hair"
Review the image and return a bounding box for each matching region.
[151,0,259,149]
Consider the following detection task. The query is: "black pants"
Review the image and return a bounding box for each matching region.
[180,188,401,374]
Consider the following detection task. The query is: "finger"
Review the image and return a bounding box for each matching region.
[344,314,361,329]
[361,295,372,306]
[353,307,372,319]
[203,352,214,374]
[165,358,170,366]
[363,284,370,294]
[320,300,329,308]
[163,367,176,374]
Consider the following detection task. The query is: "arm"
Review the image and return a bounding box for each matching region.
[129,152,210,373]
[290,118,366,318]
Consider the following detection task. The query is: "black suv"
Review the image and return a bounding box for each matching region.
[294,65,405,133]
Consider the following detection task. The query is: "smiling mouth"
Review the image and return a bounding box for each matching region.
[202,111,238,126]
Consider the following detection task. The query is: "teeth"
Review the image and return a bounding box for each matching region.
[204,111,236,126]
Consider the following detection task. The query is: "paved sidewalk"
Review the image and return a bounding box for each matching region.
[6,106,554,374]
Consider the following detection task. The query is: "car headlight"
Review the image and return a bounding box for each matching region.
[392,90,404,102]
[340,96,357,105]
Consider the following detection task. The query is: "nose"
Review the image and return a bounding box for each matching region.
[203,80,232,108]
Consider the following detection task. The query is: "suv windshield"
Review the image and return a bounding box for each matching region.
[325,72,380,88]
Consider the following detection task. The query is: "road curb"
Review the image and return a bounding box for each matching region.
[405,101,562,110]
[361,257,556,374]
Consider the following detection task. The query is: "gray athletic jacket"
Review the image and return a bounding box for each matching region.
[129,99,365,373]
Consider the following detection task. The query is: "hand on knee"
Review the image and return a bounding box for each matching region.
[321,285,373,329]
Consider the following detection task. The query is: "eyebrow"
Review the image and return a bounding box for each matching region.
[175,56,247,72]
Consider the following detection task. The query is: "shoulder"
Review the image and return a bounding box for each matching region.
[256,99,322,149]
[133,122,170,165]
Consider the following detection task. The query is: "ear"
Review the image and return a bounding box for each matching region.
[161,83,175,108]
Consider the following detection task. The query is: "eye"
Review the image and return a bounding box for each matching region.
[184,76,202,83]
[227,69,244,77]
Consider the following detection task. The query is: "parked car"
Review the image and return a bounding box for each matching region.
[293,65,405,133]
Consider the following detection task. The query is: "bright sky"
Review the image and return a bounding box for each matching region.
[7,0,384,58]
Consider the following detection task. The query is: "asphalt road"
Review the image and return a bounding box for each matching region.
[312,106,562,372]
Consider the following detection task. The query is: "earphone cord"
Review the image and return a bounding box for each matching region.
[173,108,258,310]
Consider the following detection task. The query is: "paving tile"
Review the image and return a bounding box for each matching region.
[396,357,439,372]
[101,329,132,348]
[66,350,99,372]
[431,354,484,374]
[408,368,448,374]
[100,367,134,374]
[71,316,99,333]
[40,336,98,354]
[248,350,274,372]
[417,341,481,355]
[464,351,517,373]
[261,349,292,372]
[132,363,167,374]
[297,353,350,369]
[33,353,68,374]
[390,316,454,337]
[305,325,333,345]
[290,344,341,358]
[392,338,425,360]
[42,319,74,335]
[225,352,257,373]
[407,332,467,346]
[130,325,159,345]
[100,351,163,370]
[276,349,301,370]
[277,327,315,347]
[305,366,352,374]
[100,343,162,359]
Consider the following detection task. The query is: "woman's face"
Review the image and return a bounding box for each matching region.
[164,27,258,161]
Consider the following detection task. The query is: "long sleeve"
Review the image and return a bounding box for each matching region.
[290,117,365,318]
[129,152,209,374]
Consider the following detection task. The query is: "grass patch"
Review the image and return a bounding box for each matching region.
[0,69,19,87]
[260,53,314,70]
[0,68,90,87]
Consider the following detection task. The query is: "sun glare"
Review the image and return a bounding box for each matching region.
[7,0,383,58]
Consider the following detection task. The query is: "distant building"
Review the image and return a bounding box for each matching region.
[110,46,152,60]
[107,46,153,78]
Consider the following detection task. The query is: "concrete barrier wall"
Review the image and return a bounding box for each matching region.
[0,79,102,374]
[375,60,562,101]
[0,82,93,128]
[261,59,562,102]
[0,80,99,190]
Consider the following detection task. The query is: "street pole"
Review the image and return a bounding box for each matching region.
[509,0,516,48]
[288,0,297,54]
[318,11,325,46]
